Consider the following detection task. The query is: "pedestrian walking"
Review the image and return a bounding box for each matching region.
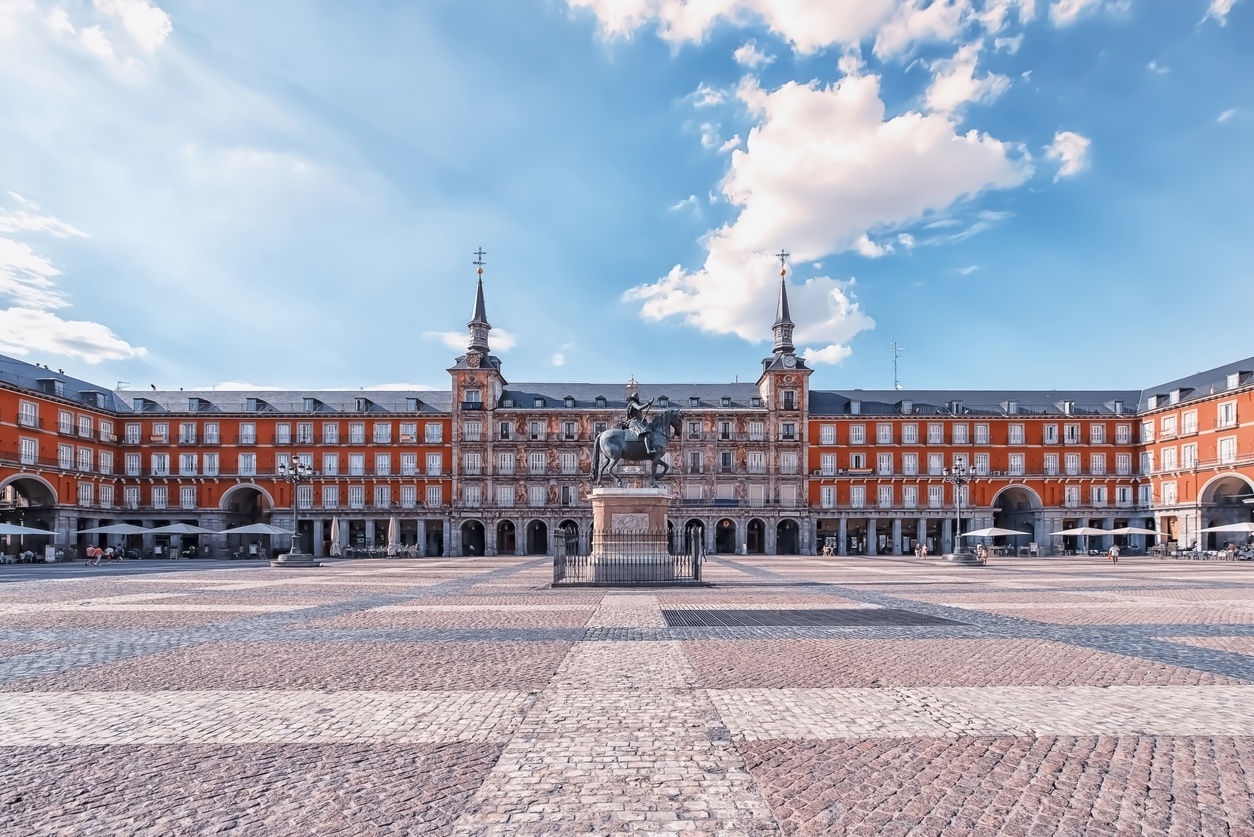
[85,546,101,566]
[1107,544,1119,565]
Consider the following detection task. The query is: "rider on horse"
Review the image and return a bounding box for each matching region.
[623,393,655,455]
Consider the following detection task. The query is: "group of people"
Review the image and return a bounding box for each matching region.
[83,545,121,566]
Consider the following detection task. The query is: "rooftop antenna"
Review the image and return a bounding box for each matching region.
[888,342,906,390]
[116,381,129,390]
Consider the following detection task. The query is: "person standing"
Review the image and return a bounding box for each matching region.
[1107,544,1120,565]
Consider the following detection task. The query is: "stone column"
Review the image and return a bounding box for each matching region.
[449,523,461,558]
[917,518,926,552]
[865,518,877,556]
[942,518,952,554]
[765,521,777,555]
[364,519,376,548]
[416,519,427,556]
[737,518,748,555]
[486,523,497,557]
[312,518,324,558]
[837,517,847,556]
[891,518,902,555]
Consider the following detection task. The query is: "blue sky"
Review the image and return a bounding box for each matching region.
[0,0,1250,393]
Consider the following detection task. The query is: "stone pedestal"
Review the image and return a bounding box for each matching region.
[270,551,320,568]
[590,487,671,583]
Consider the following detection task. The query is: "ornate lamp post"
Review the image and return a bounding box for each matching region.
[273,455,316,568]
[942,463,969,554]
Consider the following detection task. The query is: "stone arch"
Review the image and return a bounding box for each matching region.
[988,485,1043,511]
[776,519,801,555]
[461,520,486,556]
[746,518,766,554]
[525,519,549,555]
[714,517,737,554]
[1199,473,1254,506]
[219,483,276,515]
[991,485,1042,546]
[497,519,517,555]
[683,518,705,554]
[0,473,60,508]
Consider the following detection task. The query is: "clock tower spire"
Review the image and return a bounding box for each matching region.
[772,250,796,357]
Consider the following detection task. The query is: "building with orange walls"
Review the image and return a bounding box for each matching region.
[1,271,1252,558]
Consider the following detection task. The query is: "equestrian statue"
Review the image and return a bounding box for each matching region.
[592,395,683,487]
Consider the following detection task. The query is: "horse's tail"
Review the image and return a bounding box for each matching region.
[591,431,601,480]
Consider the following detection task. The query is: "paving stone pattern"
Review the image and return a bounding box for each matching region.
[2,555,1254,835]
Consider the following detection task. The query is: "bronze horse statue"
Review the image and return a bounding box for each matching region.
[592,408,683,487]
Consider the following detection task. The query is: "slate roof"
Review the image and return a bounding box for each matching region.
[0,355,131,412]
[499,383,766,409]
[1137,355,1254,411]
[808,389,1140,417]
[136,389,454,415]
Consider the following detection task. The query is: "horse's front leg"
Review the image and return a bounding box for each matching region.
[609,455,623,488]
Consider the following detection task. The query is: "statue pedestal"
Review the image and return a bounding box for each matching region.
[590,487,672,583]
[270,551,320,568]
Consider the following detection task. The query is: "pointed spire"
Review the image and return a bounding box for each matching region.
[468,248,492,354]
[772,250,795,355]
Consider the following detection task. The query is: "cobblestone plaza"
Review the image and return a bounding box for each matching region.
[2,556,1253,836]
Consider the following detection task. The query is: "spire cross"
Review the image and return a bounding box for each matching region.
[775,249,789,276]
[473,248,487,275]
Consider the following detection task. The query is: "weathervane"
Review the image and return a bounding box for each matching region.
[473,247,486,276]
[775,249,789,277]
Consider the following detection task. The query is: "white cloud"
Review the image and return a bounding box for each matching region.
[45,8,74,35]
[897,233,916,248]
[979,0,1037,32]
[1048,0,1109,26]
[802,343,853,365]
[566,0,979,57]
[94,0,172,52]
[719,134,742,153]
[551,342,575,367]
[668,194,699,212]
[925,42,1010,114]
[1218,108,1237,123]
[0,307,145,362]
[623,65,1029,361]
[952,264,980,275]
[0,193,86,237]
[0,236,69,309]
[78,24,114,61]
[1205,0,1241,25]
[733,40,774,68]
[698,122,721,148]
[993,33,1023,53]
[1045,130,1091,179]
[1147,60,1169,74]
[422,329,517,352]
[689,82,725,108]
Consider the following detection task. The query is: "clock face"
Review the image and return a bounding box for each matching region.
[782,355,797,368]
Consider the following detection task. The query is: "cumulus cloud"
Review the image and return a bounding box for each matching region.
[733,40,774,68]
[803,343,853,365]
[689,82,725,108]
[1147,60,1169,74]
[551,342,576,367]
[925,42,1010,114]
[668,194,700,212]
[1045,130,1091,179]
[993,33,1023,53]
[718,134,742,153]
[0,194,146,363]
[623,62,1030,362]
[1205,0,1241,25]
[1218,108,1237,123]
[94,0,172,52]
[1049,0,1108,26]
[422,329,517,352]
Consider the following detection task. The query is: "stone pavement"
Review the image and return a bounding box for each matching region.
[1,555,1253,835]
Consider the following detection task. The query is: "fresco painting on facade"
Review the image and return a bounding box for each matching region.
[1,264,1253,560]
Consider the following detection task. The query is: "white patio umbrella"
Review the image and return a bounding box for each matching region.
[960,527,1029,538]
[386,516,399,556]
[225,523,294,536]
[329,517,341,556]
[0,523,53,536]
[78,523,148,535]
[1108,526,1161,536]
[1050,526,1109,554]
[1199,522,1254,533]
[148,523,219,535]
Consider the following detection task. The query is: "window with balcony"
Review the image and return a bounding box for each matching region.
[77,415,94,437]
[877,424,893,444]
[179,453,197,476]
[374,485,391,509]
[1115,453,1131,475]
[152,486,168,510]
[780,422,796,441]
[238,422,256,445]
[1181,444,1197,469]
[561,452,578,474]
[58,411,73,434]
[373,423,392,444]
[349,486,365,509]
[1219,436,1237,464]
[780,451,798,475]
[563,421,577,441]
[849,453,866,470]
[1090,453,1106,475]
[818,453,836,475]
[99,451,112,475]
[1139,485,1153,506]
[322,422,339,444]
[151,422,168,443]
[974,424,989,444]
[401,453,418,476]
[426,453,443,475]
[1115,424,1131,444]
[1090,486,1107,507]
[497,452,515,475]
[878,485,893,508]
[348,454,365,476]
[181,486,198,510]
[1064,454,1080,476]
[528,485,547,507]
[1064,423,1080,444]
[927,423,944,444]
[1064,486,1079,508]
[203,453,218,477]
[903,486,919,509]
[928,486,944,508]
[1218,401,1237,428]
[400,485,417,509]
[819,425,836,445]
[375,453,391,476]
[76,482,94,507]
[877,453,893,475]
[1140,451,1154,475]
[18,401,38,429]
[1005,453,1024,475]
[927,453,943,475]
[238,453,256,477]
[321,453,339,475]
[850,486,866,508]
[464,452,482,475]
[1116,486,1132,508]
[426,485,442,508]
[528,451,546,475]
[1181,412,1197,435]
[902,453,918,476]
[275,423,292,445]
[951,424,968,445]
[1160,415,1177,437]
[749,421,765,441]
[748,452,766,474]
[58,444,72,469]
[974,453,990,475]
[124,486,140,510]
[348,422,365,444]
[297,422,314,444]
[322,485,339,509]
[902,424,918,444]
[150,453,170,476]
[781,390,796,410]
[719,421,732,440]
[99,484,114,508]
[1009,424,1025,445]
[849,424,865,444]
[820,486,836,509]
[1162,482,1177,505]
[1090,424,1106,443]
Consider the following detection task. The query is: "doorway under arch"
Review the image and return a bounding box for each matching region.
[526,520,549,555]
[776,519,800,555]
[461,520,485,556]
[746,519,766,554]
[0,475,58,529]
[715,518,737,554]
[683,519,705,554]
[558,519,581,554]
[497,520,517,555]
[991,486,1040,548]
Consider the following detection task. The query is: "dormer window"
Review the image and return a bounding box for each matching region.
[750,397,762,408]
[564,396,575,408]
[1227,372,1241,390]
[406,397,421,412]
[595,396,607,408]
[1062,400,1074,415]
[245,397,258,412]
[1168,390,1180,405]
[720,397,732,408]
[1113,400,1124,415]
[689,397,700,408]
[132,398,147,411]
[502,397,515,408]
[355,397,371,412]
[850,400,861,415]
[1147,395,1158,409]
[533,397,545,408]
[657,396,668,408]
[949,400,963,414]
[303,397,318,412]
[1006,400,1019,415]
[899,400,913,415]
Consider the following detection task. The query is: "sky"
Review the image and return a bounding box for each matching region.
[0,0,1250,394]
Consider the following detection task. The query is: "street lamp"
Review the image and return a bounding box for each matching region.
[277,455,314,555]
[942,463,969,553]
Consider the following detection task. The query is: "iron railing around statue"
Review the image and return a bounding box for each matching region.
[553,531,704,585]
